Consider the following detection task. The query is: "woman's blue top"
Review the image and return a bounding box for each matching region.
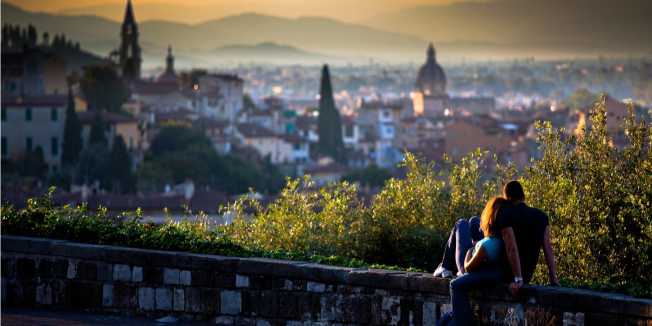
[475,236,503,262]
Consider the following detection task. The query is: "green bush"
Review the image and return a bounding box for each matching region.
[2,96,650,297]
[524,97,652,297]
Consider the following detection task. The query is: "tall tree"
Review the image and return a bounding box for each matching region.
[20,146,48,180]
[317,64,344,162]
[62,88,83,166]
[80,65,129,112]
[89,113,108,146]
[110,135,136,193]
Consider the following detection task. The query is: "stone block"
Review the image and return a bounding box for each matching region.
[66,281,102,309]
[236,274,250,288]
[180,270,192,286]
[277,292,300,319]
[174,288,185,311]
[185,288,202,313]
[49,279,67,306]
[297,292,321,319]
[255,320,271,326]
[113,264,131,282]
[36,283,53,305]
[215,315,235,325]
[1,278,6,303]
[202,288,220,314]
[1,257,15,278]
[143,266,163,284]
[97,263,113,281]
[163,268,180,285]
[132,266,143,282]
[16,258,36,280]
[422,302,436,326]
[221,290,242,315]
[243,290,277,317]
[103,284,113,307]
[77,261,98,280]
[37,259,54,278]
[138,287,155,311]
[212,273,236,288]
[307,282,326,293]
[285,321,302,326]
[52,259,69,278]
[66,259,78,279]
[156,287,173,311]
[113,283,137,308]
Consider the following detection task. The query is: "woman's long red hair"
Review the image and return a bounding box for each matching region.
[480,197,507,237]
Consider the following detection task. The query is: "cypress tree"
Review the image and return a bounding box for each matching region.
[62,88,83,166]
[89,112,107,146]
[317,64,344,162]
[21,146,48,180]
[110,135,136,193]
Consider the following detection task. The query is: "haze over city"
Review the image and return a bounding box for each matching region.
[4,0,652,66]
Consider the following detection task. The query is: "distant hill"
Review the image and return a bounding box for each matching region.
[364,0,652,58]
[1,3,427,66]
[213,42,334,64]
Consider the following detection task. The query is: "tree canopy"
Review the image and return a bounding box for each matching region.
[317,64,345,162]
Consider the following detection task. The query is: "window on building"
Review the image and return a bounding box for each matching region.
[1,137,7,156]
[26,137,33,152]
[51,137,59,156]
[1,108,6,121]
[51,108,58,121]
[25,108,32,121]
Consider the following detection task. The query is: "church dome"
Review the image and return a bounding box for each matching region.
[415,43,446,96]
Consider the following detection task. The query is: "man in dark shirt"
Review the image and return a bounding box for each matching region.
[496,181,560,294]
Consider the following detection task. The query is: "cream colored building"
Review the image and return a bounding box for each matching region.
[1,95,68,172]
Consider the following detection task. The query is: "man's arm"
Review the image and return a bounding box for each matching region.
[502,227,522,279]
[542,225,560,286]
[502,227,523,296]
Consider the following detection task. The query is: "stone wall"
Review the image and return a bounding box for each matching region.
[2,236,651,325]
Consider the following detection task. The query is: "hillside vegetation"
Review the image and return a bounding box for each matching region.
[2,97,651,297]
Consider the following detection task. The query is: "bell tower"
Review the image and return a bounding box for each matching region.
[119,0,142,81]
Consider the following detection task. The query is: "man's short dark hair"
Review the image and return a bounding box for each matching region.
[503,180,525,202]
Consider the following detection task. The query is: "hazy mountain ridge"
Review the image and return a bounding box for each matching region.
[364,0,652,55]
[213,42,335,64]
[1,3,427,65]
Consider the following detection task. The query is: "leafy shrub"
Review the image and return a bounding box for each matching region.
[524,97,652,297]
[2,97,650,297]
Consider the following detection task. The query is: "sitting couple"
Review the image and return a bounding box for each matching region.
[434,181,560,326]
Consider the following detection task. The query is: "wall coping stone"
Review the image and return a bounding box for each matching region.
[2,235,651,318]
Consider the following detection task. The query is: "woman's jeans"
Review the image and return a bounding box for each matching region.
[439,216,482,274]
[447,267,504,326]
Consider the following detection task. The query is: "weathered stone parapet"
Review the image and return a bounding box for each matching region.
[2,236,651,325]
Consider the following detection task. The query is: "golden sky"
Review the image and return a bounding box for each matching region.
[7,0,465,23]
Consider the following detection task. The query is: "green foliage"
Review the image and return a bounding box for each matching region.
[75,143,111,187]
[2,97,649,297]
[140,126,284,195]
[317,64,345,162]
[110,135,136,193]
[61,88,83,167]
[342,165,392,188]
[0,189,403,271]
[524,96,652,297]
[89,113,107,146]
[80,65,129,112]
[566,88,598,111]
[19,146,48,180]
